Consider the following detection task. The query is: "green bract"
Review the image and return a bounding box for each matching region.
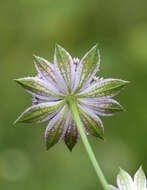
[14,44,128,151]
[110,166,147,190]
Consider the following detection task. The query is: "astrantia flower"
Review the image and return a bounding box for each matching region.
[110,166,147,190]
[14,44,128,151]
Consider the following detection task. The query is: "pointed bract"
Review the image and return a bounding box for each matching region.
[45,105,68,150]
[117,168,134,190]
[14,101,64,124]
[134,167,146,190]
[55,44,75,92]
[111,166,147,190]
[79,98,123,116]
[33,55,61,89]
[78,79,129,98]
[78,104,104,139]
[64,112,79,151]
[14,77,62,99]
[74,45,100,92]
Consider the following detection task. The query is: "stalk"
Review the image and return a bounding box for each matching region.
[69,99,110,190]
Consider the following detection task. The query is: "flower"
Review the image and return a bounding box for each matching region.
[14,44,128,151]
[110,166,147,190]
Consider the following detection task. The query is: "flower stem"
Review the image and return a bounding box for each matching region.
[69,99,110,190]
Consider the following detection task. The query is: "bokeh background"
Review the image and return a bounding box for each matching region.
[1,0,147,189]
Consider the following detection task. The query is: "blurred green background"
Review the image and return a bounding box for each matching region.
[1,0,147,189]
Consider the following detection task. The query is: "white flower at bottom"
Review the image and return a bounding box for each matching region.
[14,44,128,151]
[110,166,147,190]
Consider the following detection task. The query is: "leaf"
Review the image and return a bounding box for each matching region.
[74,45,100,92]
[117,168,134,190]
[134,166,146,190]
[45,105,68,150]
[78,104,104,139]
[14,101,64,124]
[78,79,129,98]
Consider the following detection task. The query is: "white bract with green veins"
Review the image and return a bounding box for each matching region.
[14,44,128,151]
[110,167,147,190]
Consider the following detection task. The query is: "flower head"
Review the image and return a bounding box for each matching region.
[110,166,147,190]
[14,44,128,151]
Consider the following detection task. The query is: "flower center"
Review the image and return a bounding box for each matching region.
[65,94,76,105]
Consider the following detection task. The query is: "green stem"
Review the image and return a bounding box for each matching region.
[69,99,110,190]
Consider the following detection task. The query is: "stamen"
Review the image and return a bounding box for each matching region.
[73,57,80,65]
[92,76,103,82]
